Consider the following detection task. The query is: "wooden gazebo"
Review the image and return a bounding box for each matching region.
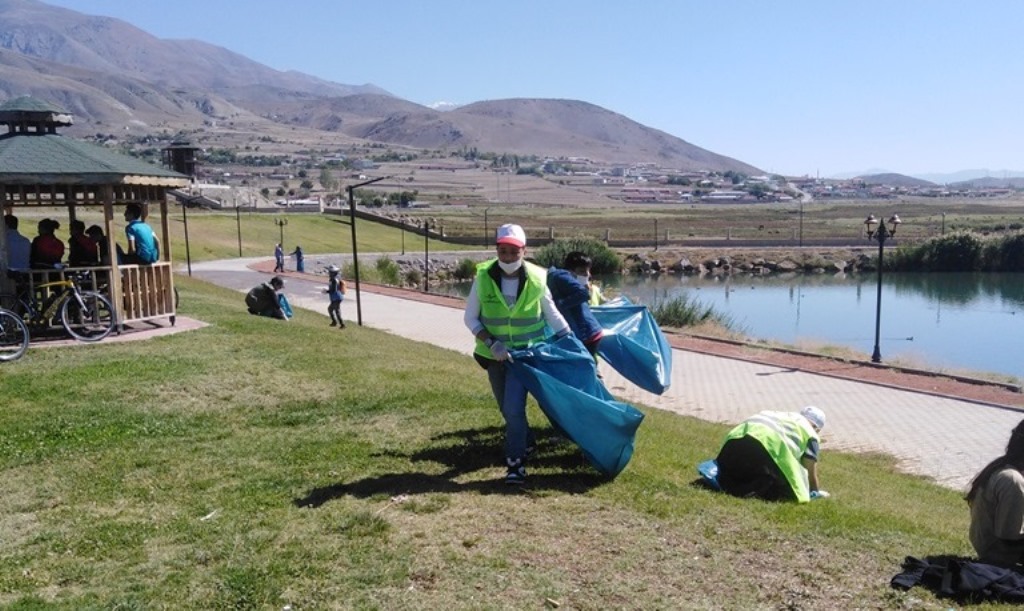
[0,96,190,330]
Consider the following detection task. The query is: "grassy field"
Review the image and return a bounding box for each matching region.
[0,276,992,609]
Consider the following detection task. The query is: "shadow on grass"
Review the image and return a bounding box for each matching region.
[293,425,611,508]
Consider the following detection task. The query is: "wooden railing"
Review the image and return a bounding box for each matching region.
[119,262,175,324]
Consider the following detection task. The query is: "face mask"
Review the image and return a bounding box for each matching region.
[498,259,523,274]
[574,274,590,283]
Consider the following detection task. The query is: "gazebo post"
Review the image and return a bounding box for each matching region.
[158,197,171,262]
[102,186,125,330]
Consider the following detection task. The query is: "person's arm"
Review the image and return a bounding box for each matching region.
[801,456,820,492]
[540,285,571,337]
[464,279,487,340]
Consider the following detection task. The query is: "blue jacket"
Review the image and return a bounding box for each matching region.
[547,267,603,344]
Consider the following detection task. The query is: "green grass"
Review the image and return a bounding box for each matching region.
[0,275,993,609]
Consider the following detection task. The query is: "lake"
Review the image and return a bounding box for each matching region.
[604,272,1023,380]
[441,271,1023,379]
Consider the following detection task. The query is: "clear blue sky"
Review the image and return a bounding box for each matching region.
[41,0,1024,178]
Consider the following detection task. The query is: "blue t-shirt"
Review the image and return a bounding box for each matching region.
[126,219,158,263]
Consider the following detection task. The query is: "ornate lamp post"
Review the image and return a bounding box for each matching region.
[274,217,288,249]
[864,213,902,363]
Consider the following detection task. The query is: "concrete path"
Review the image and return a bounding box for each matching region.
[189,257,1022,492]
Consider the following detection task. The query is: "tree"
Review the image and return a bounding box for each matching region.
[300,179,315,190]
[319,167,338,191]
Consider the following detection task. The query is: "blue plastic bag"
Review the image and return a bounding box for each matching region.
[508,335,645,477]
[592,297,673,395]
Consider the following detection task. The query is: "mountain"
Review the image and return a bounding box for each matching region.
[948,176,1024,189]
[913,169,1024,185]
[0,0,761,172]
[854,173,936,188]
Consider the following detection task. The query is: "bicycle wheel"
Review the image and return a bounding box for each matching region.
[61,291,115,342]
[0,309,29,361]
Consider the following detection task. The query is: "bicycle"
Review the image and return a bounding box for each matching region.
[3,272,116,342]
[0,307,29,361]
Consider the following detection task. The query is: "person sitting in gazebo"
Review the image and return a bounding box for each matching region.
[117,203,159,265]
[30,218,65,268]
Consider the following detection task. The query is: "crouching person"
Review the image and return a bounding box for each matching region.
[246,276,290,320]
[715,406,828,503]
[967,420,1024,567]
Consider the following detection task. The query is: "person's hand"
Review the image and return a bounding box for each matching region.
[810,490,830,499]
[489,340,510,361]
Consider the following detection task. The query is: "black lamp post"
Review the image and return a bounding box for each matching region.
[864,213,902,363]
[346,176,388,326]
[274,217,287,250]
[483,207,490,248]
[181,200,193,277]
[799,200,804,247]
[235,205,243,257]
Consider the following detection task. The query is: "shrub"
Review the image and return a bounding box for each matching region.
[404,268,422,287]
[648,295,734,329]
[453,258,478,281]
[533,238,621,274]
[891,232,984,272]
[375,256,401,286]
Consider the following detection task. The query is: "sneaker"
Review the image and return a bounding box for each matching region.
[329,321,337,327]
[339,322,346,329]
[505,457,526,486]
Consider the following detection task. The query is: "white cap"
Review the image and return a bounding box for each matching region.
[800,406,826,431]
[496,223,526,248]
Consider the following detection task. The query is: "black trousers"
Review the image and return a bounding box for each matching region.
[716,435,795,501]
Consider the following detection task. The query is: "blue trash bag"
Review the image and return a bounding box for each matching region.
[507,335,645,477]
[697,458,721,490]
[278,294,294,318]
[592,297,673,395]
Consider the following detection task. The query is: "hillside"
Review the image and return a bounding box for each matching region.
[854,173,937,188]
[0,0,762,172]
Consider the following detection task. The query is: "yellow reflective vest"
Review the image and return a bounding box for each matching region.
[722,411,820,503]
[474,260,548,359]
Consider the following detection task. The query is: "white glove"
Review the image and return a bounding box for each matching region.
[810,489,830,499]
[489,340,510,362]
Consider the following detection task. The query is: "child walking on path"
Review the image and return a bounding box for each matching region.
[326,265,346,328]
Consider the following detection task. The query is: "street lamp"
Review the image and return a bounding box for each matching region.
[483,207,491,248]
[424,220,430,292]
[274,217,288,249]
[346,175,388,326]
[864,213,902,363]
[799,201,804,247]
[235,205,243,257]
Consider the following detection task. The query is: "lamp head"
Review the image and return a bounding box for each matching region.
[864,214,878,238]
[888,214,902,236]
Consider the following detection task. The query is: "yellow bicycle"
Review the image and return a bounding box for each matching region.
[2,273,115,342]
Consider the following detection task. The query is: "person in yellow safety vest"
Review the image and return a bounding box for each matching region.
[715,406,828,503]
[967,419,1024,567]
[463,223,571,486]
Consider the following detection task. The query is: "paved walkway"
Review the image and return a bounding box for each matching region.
[189,257,1022,492]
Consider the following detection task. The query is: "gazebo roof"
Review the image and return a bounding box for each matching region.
[0,96,188,188]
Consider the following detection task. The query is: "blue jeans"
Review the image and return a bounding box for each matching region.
[486,361,532,460]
